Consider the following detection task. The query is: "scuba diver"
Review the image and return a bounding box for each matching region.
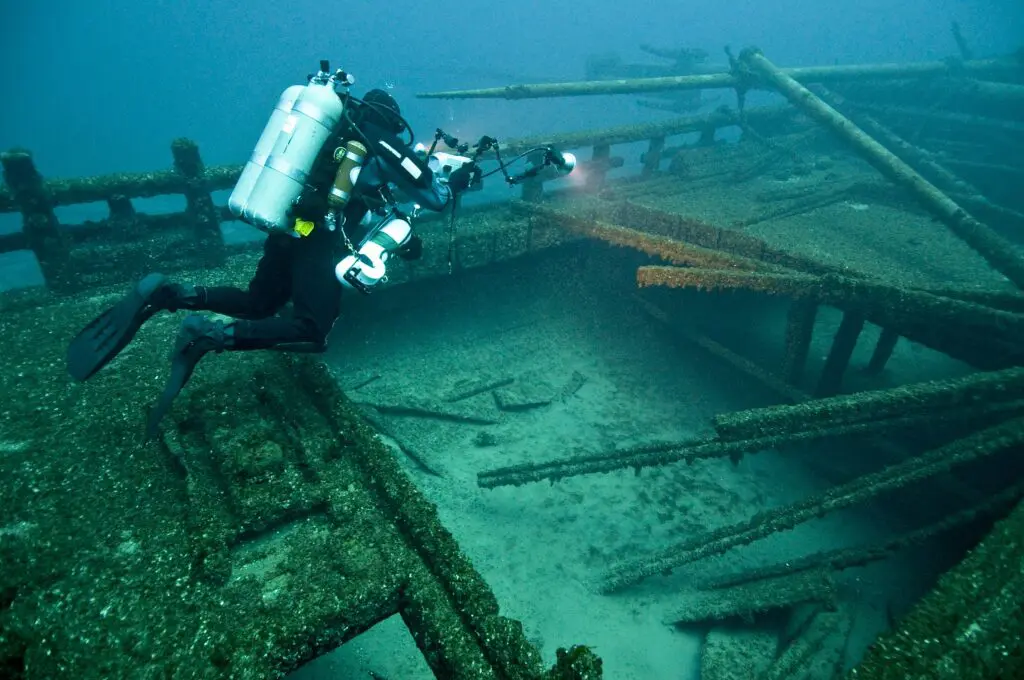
[66,64,478,439]
[67,60,576,440]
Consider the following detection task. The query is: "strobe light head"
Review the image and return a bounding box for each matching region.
[547,149,576,176]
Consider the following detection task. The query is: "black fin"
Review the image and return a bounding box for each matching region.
[66,273,168,382]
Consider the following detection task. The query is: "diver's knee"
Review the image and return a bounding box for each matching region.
[151,280,205,312]
[296,317,331,351]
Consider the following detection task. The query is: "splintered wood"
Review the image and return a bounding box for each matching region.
[636,266,818,295]
[444,376,516,403]
[558,370,588,401]
[598,417,1024,593]
[664,570,836,625]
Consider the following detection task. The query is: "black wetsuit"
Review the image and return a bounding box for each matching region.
[191,123,452,351]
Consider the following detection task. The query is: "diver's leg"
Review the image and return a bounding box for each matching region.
[219,227,344,352]
[145,314,233,440]
[192,227,342,352]
[144,232,342,439]
[185,233,294,319]
[144,312,331,440]
[287,227,345,348]
[67,234,299,382]
[221,230,343,352]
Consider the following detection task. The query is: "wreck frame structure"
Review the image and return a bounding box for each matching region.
[2,39,1023,679]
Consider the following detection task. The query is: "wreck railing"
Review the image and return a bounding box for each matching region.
[0,106,797,294]
[0,139,234,294]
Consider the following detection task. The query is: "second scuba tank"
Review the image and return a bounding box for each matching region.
[227,84,303,222]
[228,79,345,234]
[328,140,368,211]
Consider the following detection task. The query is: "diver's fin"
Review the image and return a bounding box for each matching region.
[144,348,196,441]
[144,316,226,441]
[66,273,168,382]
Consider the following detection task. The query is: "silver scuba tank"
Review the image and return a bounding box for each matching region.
[228,79,345,234]
[226,84,303,228]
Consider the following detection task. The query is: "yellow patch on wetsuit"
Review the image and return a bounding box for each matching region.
[293,219,315,237]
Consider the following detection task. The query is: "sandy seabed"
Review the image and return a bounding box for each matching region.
[291,243,937,680]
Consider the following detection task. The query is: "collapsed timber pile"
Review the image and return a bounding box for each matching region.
[420,36,1024,680]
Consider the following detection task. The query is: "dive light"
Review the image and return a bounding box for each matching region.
[548,149,577,176]
[505,147,577,185]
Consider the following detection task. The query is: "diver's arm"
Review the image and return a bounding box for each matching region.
[357,158,452,211]
[388,160,452,212]
[359,130,454,212]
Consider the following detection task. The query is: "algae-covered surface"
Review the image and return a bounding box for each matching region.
[0,261,561,679]
[588,143,1016,292]
[1,146,1019,678]
[848,497,1024,680]
[0,281,408,677]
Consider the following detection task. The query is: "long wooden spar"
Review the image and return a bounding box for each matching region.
[416,57,1020,100]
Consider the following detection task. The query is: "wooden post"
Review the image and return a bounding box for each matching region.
[816,311,865,397]
[520,177,544,202]
[739,48,1024,291]
[171,138,224,264]
[633,264,1024,371]
[698,124,716,146]
[642,136,666,177]
[865,328,900,375]
[783,299,818,386]
[517,147,546,202]
[951,22,973,60]
[0,149,70,291]
[106,194,139,236]
[588,143,611,192]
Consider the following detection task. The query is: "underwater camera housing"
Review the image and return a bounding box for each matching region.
[418,128,577,192]
[419,147,484,192]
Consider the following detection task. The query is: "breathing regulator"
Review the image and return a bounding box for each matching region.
[227,59,577,295]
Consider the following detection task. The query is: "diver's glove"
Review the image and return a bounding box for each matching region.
[447,163,478,194]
